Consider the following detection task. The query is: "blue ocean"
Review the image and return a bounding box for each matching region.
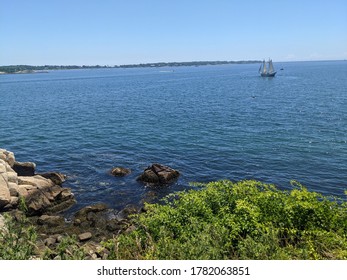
[1,61,346,212]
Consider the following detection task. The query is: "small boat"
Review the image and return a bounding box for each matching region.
[259,59,276,77]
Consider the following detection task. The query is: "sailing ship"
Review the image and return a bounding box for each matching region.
[259,59,276,77]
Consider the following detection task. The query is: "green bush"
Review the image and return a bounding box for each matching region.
[104,180,347,260]
[43,235,86,260]
[0,213,37,260]
[1,179,347,260]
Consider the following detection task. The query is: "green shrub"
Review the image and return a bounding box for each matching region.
[43,235,86,260]
[104,180,347,260]
[0,213,37,260]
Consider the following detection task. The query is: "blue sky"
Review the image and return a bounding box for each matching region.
[1,0,346,65]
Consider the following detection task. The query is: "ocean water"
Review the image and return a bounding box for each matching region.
[1,61,346,212]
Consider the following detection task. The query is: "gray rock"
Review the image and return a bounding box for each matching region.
[39,172,66,185]
[8,182,19,196]
[0,149,75,215]
[0,174,11,208]
[0,150,15,167]
[44,237,57,247]
[37,214,65,226]
[79,232,92,241]
[13,161,36,176]
[24,184,75,216]
[74,203,108,220]
[18,175,54,188]
[73,203,109,229]
[10,196,19,207]
[116,204,139,220]
[0,161,7,173]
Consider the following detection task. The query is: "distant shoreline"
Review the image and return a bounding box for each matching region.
[0,60,261,74]
[2,60,344,75]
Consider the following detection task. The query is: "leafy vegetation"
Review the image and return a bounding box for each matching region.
[1,180,347,259]
[43,235,86,260]
[104,180,347,260]
[0,213,37,260]
[0,213,87,260]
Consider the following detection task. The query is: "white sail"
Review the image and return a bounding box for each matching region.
[262,60,267,73]
[259,58,276,77]
[269,59,274,73]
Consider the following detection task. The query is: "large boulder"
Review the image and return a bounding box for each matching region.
[18,175,55,189]
[74,203,109,221]
[15,175,74,215]
[0,173,11,208]
[39,172,66,185]
[0,148,75,214]
[73,203,109,228]
[137,163,180,185]
[12,161,36,176]
[24,183,75,216]
[0,158,12,209]
[0,149,15,167]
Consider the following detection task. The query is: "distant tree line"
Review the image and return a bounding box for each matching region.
[117,60,261,68]
[0,60,261,74]
[0,65,108,73]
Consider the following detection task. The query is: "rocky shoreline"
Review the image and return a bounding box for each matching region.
[0,149,75,214]
[0,148,180,259]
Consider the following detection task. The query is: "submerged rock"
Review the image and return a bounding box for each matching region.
[110,167,131,177]
[137,163,180,185]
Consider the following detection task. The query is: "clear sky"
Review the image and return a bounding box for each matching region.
[1,0,346,65]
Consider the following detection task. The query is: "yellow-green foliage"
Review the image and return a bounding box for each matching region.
[105,180,347,260]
